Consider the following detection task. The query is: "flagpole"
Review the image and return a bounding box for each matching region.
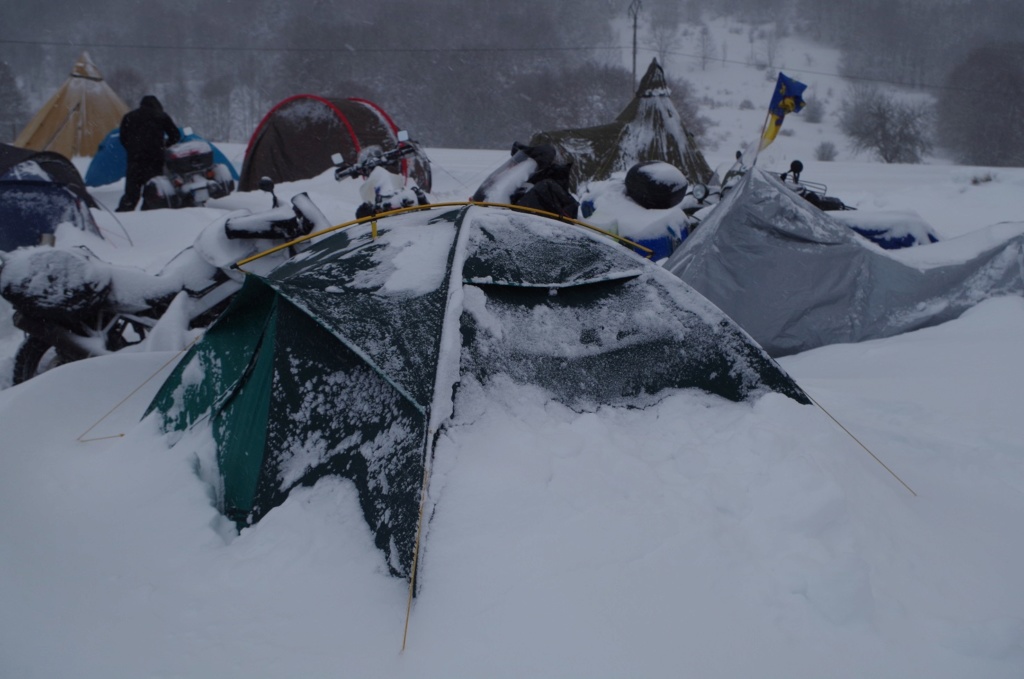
[751,108,772,168]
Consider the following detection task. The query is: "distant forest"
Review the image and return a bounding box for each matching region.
[2,0,1023,155]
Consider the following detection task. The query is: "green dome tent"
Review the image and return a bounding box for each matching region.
[529,58,713,193]
[148,204,807,587]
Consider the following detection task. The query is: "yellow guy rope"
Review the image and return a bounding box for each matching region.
[76,337,200,443]
[233,201,655,270]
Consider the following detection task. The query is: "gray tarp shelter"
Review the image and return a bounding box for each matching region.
[529,59,713,193]
[664,168,1024,357]
[148,204,807,587]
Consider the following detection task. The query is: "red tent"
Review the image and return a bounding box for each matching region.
[240,95,431,192]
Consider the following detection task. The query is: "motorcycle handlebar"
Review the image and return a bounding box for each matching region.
[334,143,418,181]
[224,192,326,241]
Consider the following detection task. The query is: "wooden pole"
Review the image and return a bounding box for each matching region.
[629,0,642,90]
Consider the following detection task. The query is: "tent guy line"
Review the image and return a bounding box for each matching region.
[75,337,201,443]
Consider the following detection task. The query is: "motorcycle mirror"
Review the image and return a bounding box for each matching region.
[258,176,275,193]
[331,152,344,167]
[396,130,410,143]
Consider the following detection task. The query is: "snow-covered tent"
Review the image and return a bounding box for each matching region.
[148,203,808,586]
[239,94,431,193]
[14,52,129,159]
[664,168,1024,357]
[0,143,101,252]
[529,58,712,193]
[84,127,238,188]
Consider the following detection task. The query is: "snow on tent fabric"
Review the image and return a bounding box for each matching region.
[529,58,712,193]
[147,204,808,586]
[84,128,239,188]
[664,168,1024,357]
[239,94,431,193]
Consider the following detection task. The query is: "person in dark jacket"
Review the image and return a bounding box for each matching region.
[116,95,180,212]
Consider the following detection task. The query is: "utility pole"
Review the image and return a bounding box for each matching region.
[629,0,642,91]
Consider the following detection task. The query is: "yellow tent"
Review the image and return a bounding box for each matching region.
[15,52,129,158]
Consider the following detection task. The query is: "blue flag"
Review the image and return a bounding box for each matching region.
[760,72,808,150]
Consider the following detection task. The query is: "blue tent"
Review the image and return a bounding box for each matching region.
[85,127,239,187]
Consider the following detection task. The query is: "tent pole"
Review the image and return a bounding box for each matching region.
[751,108,772,168]
[401,456,433,651]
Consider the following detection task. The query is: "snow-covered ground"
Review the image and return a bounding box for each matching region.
[2,141,1022,678]
[2,20,1024,677]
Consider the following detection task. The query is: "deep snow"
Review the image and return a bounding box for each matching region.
[2,20,1024,678]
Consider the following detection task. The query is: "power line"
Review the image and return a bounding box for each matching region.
[0,35,1007,99]
[0,37,625,55]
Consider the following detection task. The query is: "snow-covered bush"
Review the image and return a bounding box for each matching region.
[815,141,838,161]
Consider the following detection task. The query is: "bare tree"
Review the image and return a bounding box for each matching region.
[764,28,780,70]
[107,67,149,109]
[698,24,716,71]
[838,85,933,163]
[646,0,680,65]
[937,44,1024,167]
[0,61,28,142]
[649,24,678,65]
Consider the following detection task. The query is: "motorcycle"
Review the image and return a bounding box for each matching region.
[332,130,430,218]
[475,144,716,260]
[702,155,937,249]
[471,141,579,219]
[776,160,853,211]
[0,178,328,384]
[142,127,235,210]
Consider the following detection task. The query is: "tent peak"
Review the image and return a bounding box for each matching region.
[637,58,669,97]
[71,52,104,81]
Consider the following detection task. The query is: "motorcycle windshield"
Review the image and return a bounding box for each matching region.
[471,151,538,203]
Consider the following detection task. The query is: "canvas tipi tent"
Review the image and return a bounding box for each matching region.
[148,204,808,586]
[239,94,431,192]
[14,52,129,159]
[664,168,1024,357]
[529,58,712,193]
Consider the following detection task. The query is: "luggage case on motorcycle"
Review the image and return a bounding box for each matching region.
[166,140,215,175]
